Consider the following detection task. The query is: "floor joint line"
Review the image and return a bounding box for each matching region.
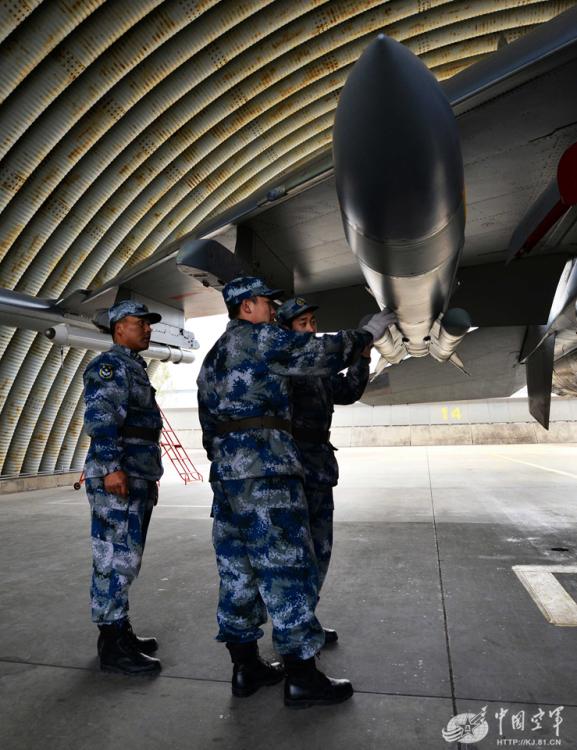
[1,657,574,708]
[426,448,458,721]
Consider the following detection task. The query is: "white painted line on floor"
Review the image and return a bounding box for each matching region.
[513,565,577,626]
[490,453,577,481]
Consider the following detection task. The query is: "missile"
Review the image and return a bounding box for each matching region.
[0,287,196,363]
[333,34,469,367]
[506,141,577,262]
[45,324,195,363]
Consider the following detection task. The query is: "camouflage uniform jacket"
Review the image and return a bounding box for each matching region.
[197,319,372,482]
[83,344,163,480]
[291,355,370,488]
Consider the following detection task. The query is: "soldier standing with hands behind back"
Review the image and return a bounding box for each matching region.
[83,301,164,676]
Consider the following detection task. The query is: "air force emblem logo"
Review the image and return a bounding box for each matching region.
[99,364,114,380]
[442,707,489,744]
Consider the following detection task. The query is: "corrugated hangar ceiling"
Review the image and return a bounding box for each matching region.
[0,0,574,479]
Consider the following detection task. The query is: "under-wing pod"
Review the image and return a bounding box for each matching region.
[333,33,466,359]
[429,308,472,364]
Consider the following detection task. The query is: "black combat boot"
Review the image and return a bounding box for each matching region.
[323,628,338,646]
[226,641,284,697]
[97,618,158,656]
[124,618,159,654]
[283,655,353,708]
[98,621,162,676]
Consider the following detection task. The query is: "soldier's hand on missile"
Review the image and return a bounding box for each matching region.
[104,469,129,498]
[361,307,398,340]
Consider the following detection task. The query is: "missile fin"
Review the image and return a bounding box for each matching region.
[447,352,471,376]
[370,355,392,382]
[525,327,555,430]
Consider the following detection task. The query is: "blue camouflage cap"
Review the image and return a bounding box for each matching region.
[108,300,162,326]
[276,297,319,327]
[222,276,283,306]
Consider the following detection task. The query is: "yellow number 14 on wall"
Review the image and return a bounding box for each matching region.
[441,406,462,421]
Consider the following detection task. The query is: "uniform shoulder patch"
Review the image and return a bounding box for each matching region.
[98,363,114,380]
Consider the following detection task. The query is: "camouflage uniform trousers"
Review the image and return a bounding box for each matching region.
[211,476,325,659]
[305,484,334,593]
[86,476,157,623]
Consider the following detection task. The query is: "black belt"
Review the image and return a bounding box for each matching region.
[292,427,331,444]
[216,417,292,435]
[120,426,161,442]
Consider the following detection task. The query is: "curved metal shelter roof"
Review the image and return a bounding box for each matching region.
[0,0,574,479]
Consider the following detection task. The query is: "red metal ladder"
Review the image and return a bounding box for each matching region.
[159,408,203,483]
[74,410,203,488]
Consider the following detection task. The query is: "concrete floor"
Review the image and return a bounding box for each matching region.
[2,445,577,749]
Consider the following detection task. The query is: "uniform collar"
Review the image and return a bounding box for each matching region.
[111,343,147,367]
[226,318,250,330]
[226,318,269,331]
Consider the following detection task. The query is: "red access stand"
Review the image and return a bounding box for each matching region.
[73,410,202,488]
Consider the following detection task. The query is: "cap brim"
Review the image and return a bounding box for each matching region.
[287,304,319,321]
[135,312,162,324]
[262,288,284,300]
[277,304,319,326]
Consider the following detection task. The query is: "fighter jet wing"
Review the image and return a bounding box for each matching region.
[48,5,577,332]
[7,7,575,403]
[82,5,577,408]
[216,6,577,411]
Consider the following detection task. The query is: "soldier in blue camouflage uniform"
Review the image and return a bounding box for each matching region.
[197,276,395,708]
[83,300,163,676]
[277,297,373,646]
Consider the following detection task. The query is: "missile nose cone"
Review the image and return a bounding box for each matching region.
[333,34,464,246]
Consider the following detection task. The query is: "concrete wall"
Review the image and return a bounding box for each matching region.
[4,397,575,493]
[0,472,81,495]
[160,397,577,450]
